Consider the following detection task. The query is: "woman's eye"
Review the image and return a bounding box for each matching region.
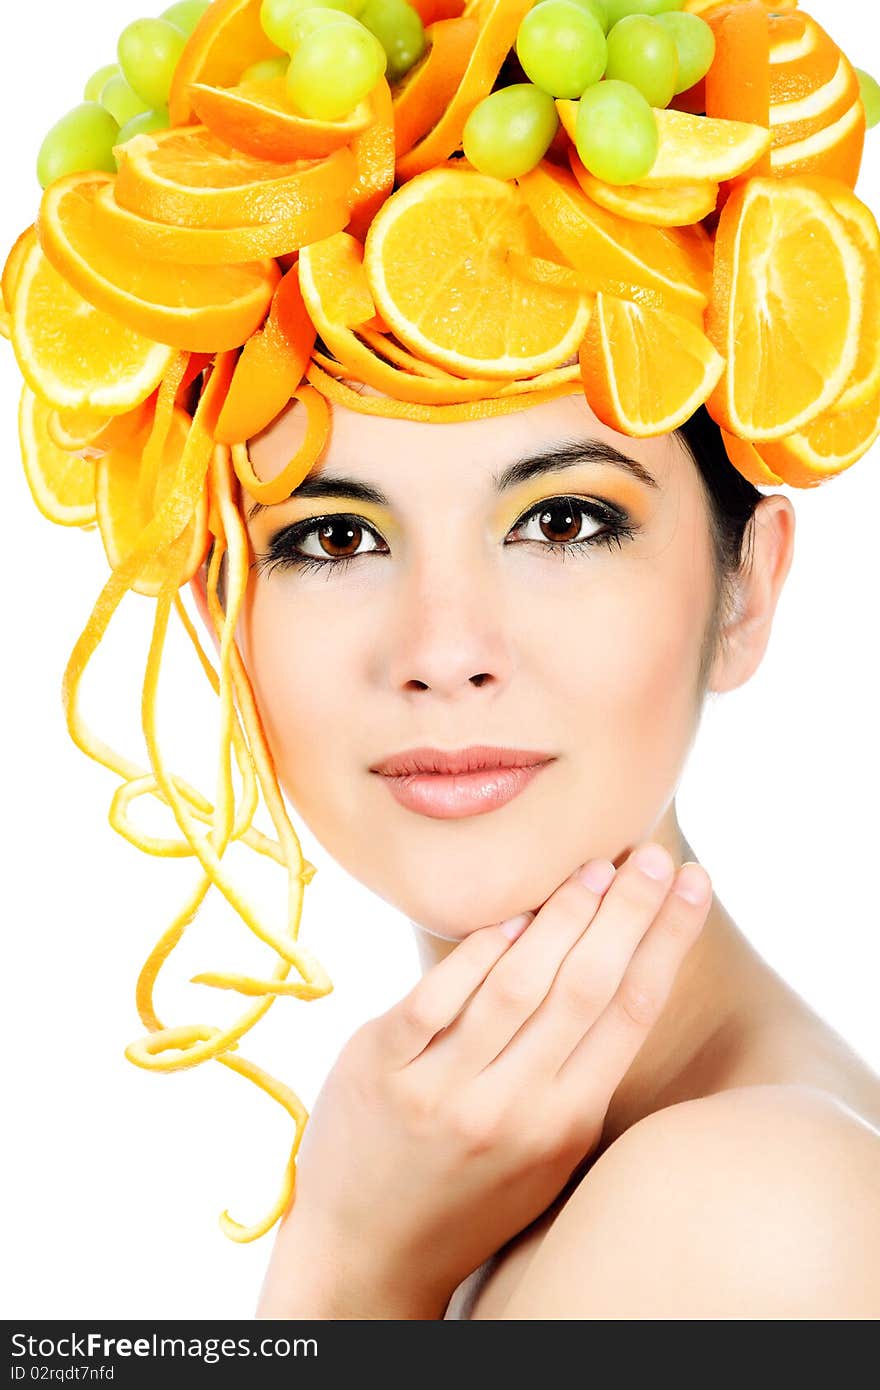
[508,497,630,553]
[254,515,388,577]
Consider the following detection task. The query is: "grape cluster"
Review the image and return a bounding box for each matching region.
[36,1,210,189]
[465,0,716,184]
[258,0,426,122]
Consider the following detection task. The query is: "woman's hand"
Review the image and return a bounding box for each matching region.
[256,842,712,1319]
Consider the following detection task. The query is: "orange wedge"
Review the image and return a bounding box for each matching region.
[96,406,209,596]
[706,177,865,440]
[396,0,534,181]
[169,0,284,126]
[720,429,784,486]
[393,16,478,158]
[91,178,348,265]
[579,292,724,437]
[555,101,770,186]
[39,172,280,352]
[517,160,711,322]
[214,264,316,443]
[753,389,880,487]
[568,153,718,227]
[10,237,175,413]
[363,166,592,378]
[114,126,357,229]
[18,385,97,526]
[189,76,373,161]
[300,230,504,402]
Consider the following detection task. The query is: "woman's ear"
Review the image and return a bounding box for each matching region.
[707,493,796,695]
[188,558,222,658]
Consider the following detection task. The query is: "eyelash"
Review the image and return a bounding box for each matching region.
[253,496,639,580]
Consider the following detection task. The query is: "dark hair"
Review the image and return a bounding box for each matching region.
[205,404,764,693]
[677,405,764,695]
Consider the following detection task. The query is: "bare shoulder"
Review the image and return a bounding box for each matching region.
[498,1084,880,1320]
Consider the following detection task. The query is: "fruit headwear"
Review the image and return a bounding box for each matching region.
[2,0,878,1242]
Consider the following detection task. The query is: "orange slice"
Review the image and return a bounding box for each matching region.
[554,101,770,186]
[169,0,284,126]
[347,78,396,242]
[770,55,860,149]
[579,292,724,437]
[91,178,349,265]
[114,126,357,229]
[393,16,479,158]
[2,224,37,313]
[189,76,373,161]
[395,0,534,181]
[706,177,864,440]
[704,2,771,176]
[363,166,592,378]
[10,236,175,413]
[517,160,711,321]
[214,264,317,443]
[770,97,865,188]
[720,429,784,486]
[794,176,880,413]
[754,389,880,487]
[568,151,718,227]
[47,398,154,454]
[299,231,504,401]
[39,172,280,352]
[96,406,209,596]
[18,385,98,526]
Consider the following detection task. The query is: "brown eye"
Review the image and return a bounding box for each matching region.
[512,497,603,547]
[315,518,365,558]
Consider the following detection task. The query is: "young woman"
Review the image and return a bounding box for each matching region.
[188,386,880,1319]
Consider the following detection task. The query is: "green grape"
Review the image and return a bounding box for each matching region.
[286,22,387,120]
[161,1,211,35]
[100,74,151,127]
[575,79,658,184]
[118,19,188,109]
[359,0,426,83]
[287,7,362,49]
[116,107,171,146]
[462,83,558,179]
[655,11,714,93]
[556,0,609,33]
[84,63,119,103]
[856,68,880,130]
[605,0,682,23]
[241,55,291,81]
[260,0,361,50]
[516,1,607,100]
[37,103,120,188]
[605,15,678,108]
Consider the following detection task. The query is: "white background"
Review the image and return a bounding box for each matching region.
[0,0,877,1320]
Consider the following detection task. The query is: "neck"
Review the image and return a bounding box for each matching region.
[409,803,773,1146]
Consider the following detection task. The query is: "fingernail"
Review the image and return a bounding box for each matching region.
[499,912,534,940]
[633,844,673,880]
[575,859,616,894]
[674,862,711,905]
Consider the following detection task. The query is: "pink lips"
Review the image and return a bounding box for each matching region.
[370,745,555,820]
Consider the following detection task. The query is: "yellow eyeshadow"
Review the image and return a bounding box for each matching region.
[497,469,654,531]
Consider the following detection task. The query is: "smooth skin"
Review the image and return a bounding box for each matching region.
[189,388,880,1319]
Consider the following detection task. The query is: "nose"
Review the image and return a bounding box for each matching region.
[383,549,514,699]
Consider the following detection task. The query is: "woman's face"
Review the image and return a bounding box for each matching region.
[230,390,719,938]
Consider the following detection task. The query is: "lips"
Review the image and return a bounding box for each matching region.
[370,745,554,777]
[370,746,555,820]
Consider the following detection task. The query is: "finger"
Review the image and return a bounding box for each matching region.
[473,843,678,1083]
[374,912,536,1068]
[554,861,712,1113]
[410,856,619,1084]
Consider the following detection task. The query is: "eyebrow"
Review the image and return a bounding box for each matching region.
[245,439,659,522]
